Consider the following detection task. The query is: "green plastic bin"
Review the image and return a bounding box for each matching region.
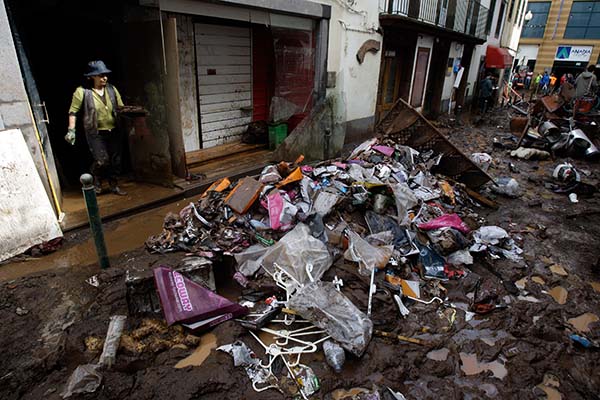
[268,123,287,150]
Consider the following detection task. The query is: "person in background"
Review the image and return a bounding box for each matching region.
[567,73,575,85]
[479,73,493,114]
[560,73,567,87]
[525,69,534,90]
[540,71,550,95]
[549,72,558,93]
[533,72,542,93]
[574,64,599,98]
[65,60,127,196]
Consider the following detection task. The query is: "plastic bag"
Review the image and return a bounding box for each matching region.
[235,244,270,277]
[390,183,418,225]
[417,243,447,280]
[261,223,332,285]
[447,249,473,265]
[288,281,373,356]
[470,226,508,250]
[490,177,521,198]
[470,153,492,171]
[61,364,102,398]
[418,213,470,234]
[98,315,126,368]
[218,341,278,389]
[344,230,393,276]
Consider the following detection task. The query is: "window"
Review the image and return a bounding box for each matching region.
[564,1,600,39]
[515,0,523,24]
[486,0,497,34]
[495,1,506,37]
[521,2,551,38]
[508,0,515,21]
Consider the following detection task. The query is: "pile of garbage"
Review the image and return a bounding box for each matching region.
[140,138,525,398]
[510,95,600,161]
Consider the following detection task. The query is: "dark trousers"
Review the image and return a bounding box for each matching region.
[479,96,491,113]
[86,129,122,186]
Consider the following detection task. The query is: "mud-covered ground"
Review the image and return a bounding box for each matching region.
[1,108,600,400]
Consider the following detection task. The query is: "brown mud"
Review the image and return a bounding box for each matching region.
[1,109,600,399]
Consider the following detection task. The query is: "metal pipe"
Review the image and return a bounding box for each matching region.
[81,174,110,269]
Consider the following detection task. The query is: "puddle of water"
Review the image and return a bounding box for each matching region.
[459,352,507,380]
[568,313,599,333]
[549,264,568,277]
[0,197,198,282]
[452,329,512,346]
[426,348,449,361]
[175,333,217,369]
[548,286,568,305]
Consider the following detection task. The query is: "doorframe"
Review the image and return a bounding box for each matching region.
[408,34,434,110]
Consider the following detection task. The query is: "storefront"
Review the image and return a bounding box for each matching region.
[552,45,594,77]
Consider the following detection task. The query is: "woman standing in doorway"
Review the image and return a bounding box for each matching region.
[65,60,126,195]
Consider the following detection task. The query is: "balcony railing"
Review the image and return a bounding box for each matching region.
[379,0,489,40]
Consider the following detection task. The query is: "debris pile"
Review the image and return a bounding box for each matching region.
[505,94,599,199]
[137,134,528,398]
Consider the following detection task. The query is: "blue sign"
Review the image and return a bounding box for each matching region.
[556,46,570,60]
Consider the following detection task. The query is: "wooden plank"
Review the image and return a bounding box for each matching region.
[202,125,247,141]
[198,83,252,95]
[186,142,266,165]
[198,55,250,66]
[195,23,250,37]
[201,100,252,113]
[194,35,250,46]
[203,135,244,148]
[197,45,251,56]
[201,109,251,123]
[199,74,251,85]
[202,116,252,133]
[200,91,251,105]
[198,65,251,75]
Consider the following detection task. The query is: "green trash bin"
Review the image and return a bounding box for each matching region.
[268,123,287,150]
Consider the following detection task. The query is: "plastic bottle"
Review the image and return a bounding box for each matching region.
[323,340,345,373]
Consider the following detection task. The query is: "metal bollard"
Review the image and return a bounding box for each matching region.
[81,173,110,269]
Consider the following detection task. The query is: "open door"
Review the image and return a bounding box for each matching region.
[377,52,402,121]
[411,46,431,108]
[8,5,62,215]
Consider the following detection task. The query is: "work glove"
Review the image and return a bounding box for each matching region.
[65,128,76,145]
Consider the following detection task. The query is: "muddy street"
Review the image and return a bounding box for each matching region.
[1,106,600,400]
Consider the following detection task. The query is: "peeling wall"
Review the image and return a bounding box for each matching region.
[315,0,383,141]
[175,14,201,152]
[0,0,54,204]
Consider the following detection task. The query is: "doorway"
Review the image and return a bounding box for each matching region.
[411,47,431,108]
[376,41,415,122]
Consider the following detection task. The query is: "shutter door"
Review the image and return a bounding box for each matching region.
[195,23,252,148]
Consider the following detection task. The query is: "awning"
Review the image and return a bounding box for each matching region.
[486,46,513,69]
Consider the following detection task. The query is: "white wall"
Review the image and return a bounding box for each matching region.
[441,42,464,103]
[516,44,539,65]
[316,0,383,124]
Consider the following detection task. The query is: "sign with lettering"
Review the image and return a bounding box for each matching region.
[555,45,593,62]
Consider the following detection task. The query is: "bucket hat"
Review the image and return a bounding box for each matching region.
[84,60,112,77]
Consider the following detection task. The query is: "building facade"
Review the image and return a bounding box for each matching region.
[465,0,527,103]
[376,0,526,117]
[517,0,600,77]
